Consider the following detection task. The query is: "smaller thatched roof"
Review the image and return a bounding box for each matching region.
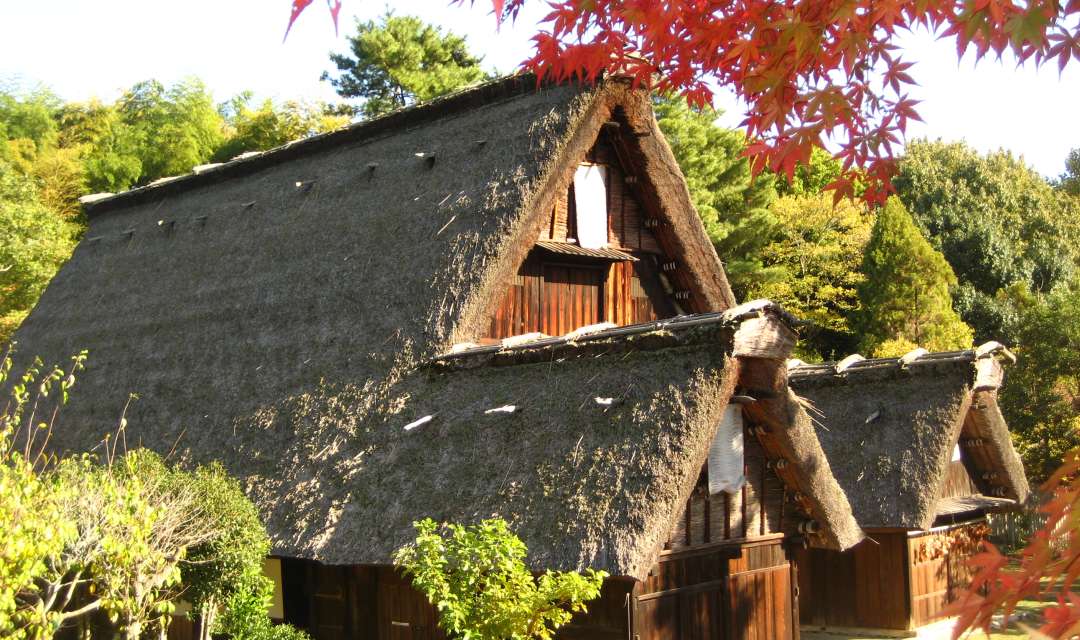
[442,300,864,554]
[789,345,1029,530]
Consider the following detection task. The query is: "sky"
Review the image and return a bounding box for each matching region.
[1,0,1078,178]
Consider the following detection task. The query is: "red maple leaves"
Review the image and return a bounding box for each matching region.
[948,450,1080,639]
[284,0,342,42]
[482,0,1079,202]
[287,0,1079,199]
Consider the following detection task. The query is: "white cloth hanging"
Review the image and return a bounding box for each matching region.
[708,405,745,495]
[573,164,608,249]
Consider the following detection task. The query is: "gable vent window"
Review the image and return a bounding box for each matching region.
[573,163,608,249]
[708,405,745,495]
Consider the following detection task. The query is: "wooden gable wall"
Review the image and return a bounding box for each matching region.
[485,127,687,341]
[540,134,664,254]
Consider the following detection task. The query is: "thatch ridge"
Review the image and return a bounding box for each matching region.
[789,347,1028,529]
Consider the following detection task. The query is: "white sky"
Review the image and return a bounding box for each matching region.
[1,0,1077,178]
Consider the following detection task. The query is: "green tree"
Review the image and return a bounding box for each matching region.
[653,95,778,299]
[117,78,225,184]
[323,13,488,118]
[213,95,350,162]
[1058,147,1080,198]
[998,283,1080,483]
[0,160,77,342]
[892,139,1080,342]
[0,351,80,640]
[854,196,973,357]
[57,100,143,194]
[0,88,61,160]
[749,193,872,359]
[395,518,606,640]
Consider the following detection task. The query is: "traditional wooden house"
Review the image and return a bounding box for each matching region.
[10,74,1025,639]
[788,347,1030,635]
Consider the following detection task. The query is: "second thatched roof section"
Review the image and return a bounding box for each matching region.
[789,345,1029,531]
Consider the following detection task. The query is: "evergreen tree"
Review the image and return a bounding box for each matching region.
[653,95,778,300]
[854,196,973,357]
[322,13,488,119]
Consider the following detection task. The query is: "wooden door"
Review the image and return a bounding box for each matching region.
[636,581,727,640]
[542,265,603,335]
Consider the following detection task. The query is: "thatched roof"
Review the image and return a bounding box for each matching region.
[9,76,760,576]
[788,345,1029,530]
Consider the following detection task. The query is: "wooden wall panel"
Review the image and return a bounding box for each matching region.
[908,522,986,628]
[794,532,911,631]
[940,459,979,500]
[666,435,788,551]
[639,538,794,640]
[541,265,603,336]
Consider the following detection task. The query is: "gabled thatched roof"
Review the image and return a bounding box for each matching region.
[9,76,753,576]
[788,346,1029,530]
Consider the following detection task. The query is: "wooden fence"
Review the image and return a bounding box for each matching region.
[987,497,1061,553]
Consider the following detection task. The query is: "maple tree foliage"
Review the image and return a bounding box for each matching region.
[290,0,1080,201]
[949,451,1080,639]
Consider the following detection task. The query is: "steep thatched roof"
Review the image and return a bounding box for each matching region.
[9,76,755,576]
[788,346,1029,530]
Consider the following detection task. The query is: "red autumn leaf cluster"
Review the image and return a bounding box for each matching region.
[287,0,1078,200]
[949,449,1080,639]
[487,0,1080,203]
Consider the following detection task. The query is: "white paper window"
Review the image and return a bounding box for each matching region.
[708,405,745,495]
[573,164,608,249]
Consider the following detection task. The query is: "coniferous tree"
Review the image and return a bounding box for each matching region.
[854,196,973,357]
[322,13,488,118]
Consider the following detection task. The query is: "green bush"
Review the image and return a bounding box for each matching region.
[395,518,606,640]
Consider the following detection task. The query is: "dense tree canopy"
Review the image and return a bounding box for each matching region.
[893,139,1080,342]
[854,196,973,356]
[322,13,488,118]
[998,283,1080,483]
[116,79,225,185]
[214,94,349,162]
[750,193,872,359]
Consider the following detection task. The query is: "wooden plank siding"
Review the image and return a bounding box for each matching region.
[940,459,980,500]
[795,532,911,631]
[908,522,986,628]
[638,537,795,640]
[486,254,673,340]
[666,434,798,550]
